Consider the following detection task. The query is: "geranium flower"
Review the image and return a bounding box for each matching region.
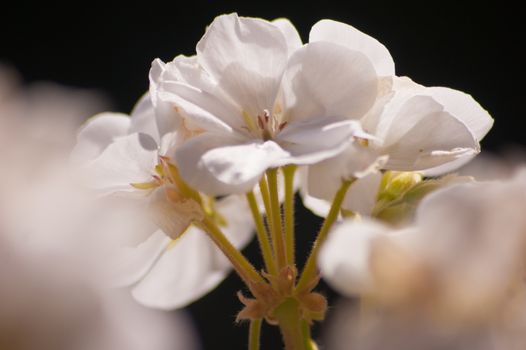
[72,95,254,309]
[154,13,382,195]
[303,75,493,217]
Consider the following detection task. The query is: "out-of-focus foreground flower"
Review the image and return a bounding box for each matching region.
[0,65,199,350]
[320,170,526,349]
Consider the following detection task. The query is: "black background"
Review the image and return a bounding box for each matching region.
[1,1,523,349]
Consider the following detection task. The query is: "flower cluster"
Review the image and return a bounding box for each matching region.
[68,13,504,350]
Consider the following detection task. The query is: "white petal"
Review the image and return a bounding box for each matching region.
[155,55,243,133]
[82,133,159,193]
[342,172,383,215]
[132,227,227,310]
[196,14,288,117]
[149,59,187,137]
[277,118,370,165]
[319,219,388,296]
[379,96,479,171]
[279,41,378,123]
[110,231,169,287]
[427,86,493,141]
[300,190,332,218]
[421,87,493,176]
[149,58,166,109]
[310,19,395,76]
[129,93,161,142]
[159,81,239,133]
[175,133,289,195]
[303,160,382,217]
[71,112,131,163]
[421,154,478,177]
[307,143,384,200]
[272,18,303,54]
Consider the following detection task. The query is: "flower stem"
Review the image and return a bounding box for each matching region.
[283,165,297,267]
[266,168,287,269]
[275,298,307,350]
[249,318,262,350]
[296,179,354,293]
[258,177,272,228]
[301,320,318,350]
[246,191,277,275]
[198,216,264,285]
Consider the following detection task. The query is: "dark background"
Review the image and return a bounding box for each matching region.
[1,1,522,349]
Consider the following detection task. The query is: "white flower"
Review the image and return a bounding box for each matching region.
[319,170,526,323]
[72,95,254,309]
[0,236,199,350]
[303,71,492,217]
[154,13,381,195]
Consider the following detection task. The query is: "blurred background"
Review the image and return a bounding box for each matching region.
[1,1,522,349]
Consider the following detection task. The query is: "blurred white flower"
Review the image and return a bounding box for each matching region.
[319,170,526,325]
[324,298,526,350]
[154,13,381,195]
[0,237,199,350]
[0,64,107,230]
[72,94,254,309]
[457,146,526,181]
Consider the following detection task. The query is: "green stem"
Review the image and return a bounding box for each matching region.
[266,168,287,269]
[246,191,277,275]
[198,216,264,285]
[283,165,297,267]
[275,298,306,350]
[301,320,317,350]
[249,319,262,350]
[296,179,354,293]
[258,177,272,228]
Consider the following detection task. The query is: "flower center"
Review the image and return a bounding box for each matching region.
[242,110,287,141]
[257,110,287,141]
[130,156,178,191]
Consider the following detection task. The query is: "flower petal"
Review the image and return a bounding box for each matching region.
[319,219,388,295]
[303,162,382,218]
[110,230,169,287]
[82,133,159,193]
[129,93,161,142]
[342,172,383,215]
[421,87,493,176]
[380,95,479,171]
[427,87,493,141]
[277,118,370,165]
[196,13,288,117]
[175,133,289,195]
[131,226,227,310]
[158,81,238,133]
[279,41,378,123]
[310,19,395,76]
[272,18,303,54]
[71,112,131,163]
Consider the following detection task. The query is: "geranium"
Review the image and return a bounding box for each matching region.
[303,75,493,219]
[72,95,255,309]
[153,13,382,195]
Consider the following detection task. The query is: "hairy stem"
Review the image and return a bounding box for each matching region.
[296,179,354,293]
[283,165,297,267]
[246,191,277,275]
[198,216,264,285]
[249,318,262,350]
[266,168,287,269]
[275,298,307,350]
